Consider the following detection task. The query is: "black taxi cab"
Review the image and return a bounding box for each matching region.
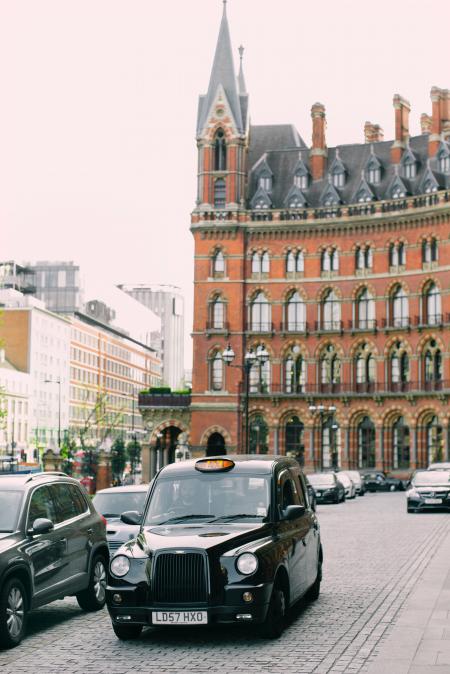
[106,455,322,640]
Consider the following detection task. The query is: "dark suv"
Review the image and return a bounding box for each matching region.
[0,472,109,648]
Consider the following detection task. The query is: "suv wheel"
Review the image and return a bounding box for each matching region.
[259,586,286,639]
[76,555,107,612]
[0,577,27,649]
[112,623,143,640]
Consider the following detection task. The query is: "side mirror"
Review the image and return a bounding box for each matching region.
[120,511,142,526]
[281,505,306,521]
[29,518,54,536]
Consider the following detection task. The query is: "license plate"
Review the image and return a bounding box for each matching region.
[425,498,441,504]
[152,611,208,625]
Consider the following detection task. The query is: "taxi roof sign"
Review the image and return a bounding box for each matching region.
[195,458,235,472]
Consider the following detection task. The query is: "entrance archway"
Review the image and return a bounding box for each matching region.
[206,433,226,456]
[156,426,182,465]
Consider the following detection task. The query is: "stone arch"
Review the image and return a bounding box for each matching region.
[282,285,308,302]
[417,333,444,356]
[280,340,309,359]
[314,338,345,359]
[351,282,377,300]
[150,419,189,445]
[247,287,273,302]
[383,336,413,358]
[385,278,410,296]
[200,425,232,447]
[316,284,343,301]
[349,337,379,358]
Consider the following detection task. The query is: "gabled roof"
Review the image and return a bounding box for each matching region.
[250,185,273,209]
[437,140,450,159]
[253,156,273,178]
[284,184,307,207]
[329,148,346,174]
[387,170,409,198]
[400,145,418,166]
[365,145,382,171]
[417,163,439,193]
[294,156,309,177]
[320,179,341,205]
[352,173,375,202]
[196,3,244,135]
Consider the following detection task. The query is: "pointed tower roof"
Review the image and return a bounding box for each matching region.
[237,45,247,94]
[197,2,244,135]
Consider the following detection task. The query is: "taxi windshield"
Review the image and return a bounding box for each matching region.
[144,474,271,525]
[413,471,450,487]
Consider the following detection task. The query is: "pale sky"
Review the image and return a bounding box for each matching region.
[1,0,449,367]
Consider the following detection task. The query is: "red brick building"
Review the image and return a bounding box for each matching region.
[188,5,450,472]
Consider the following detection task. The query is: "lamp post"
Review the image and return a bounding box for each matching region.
[222,343,269,454]
[308,404,337,471]
[44,377,61,449]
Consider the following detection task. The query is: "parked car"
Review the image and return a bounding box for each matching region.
[307,472,346,504]
[106,455,322,640]
[0,471,109,648]
[336,472,356,499]
[362,471,404,492]
[427,462,450,471]
[406,470,450,512]
[340,470,365,496]
[92,484,151,553]
[305,477,317,511]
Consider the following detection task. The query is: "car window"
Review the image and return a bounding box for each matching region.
[69,484,89,515]
[277,470,301,511]
[295,473,308,507]
[50,484,80,524]
[28,485,57,526]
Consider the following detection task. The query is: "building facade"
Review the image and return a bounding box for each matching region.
[24,260,84,313]
[188,4,450,472]
[119,284,185,390]
[0,350,31,461]
[69,313,162,446]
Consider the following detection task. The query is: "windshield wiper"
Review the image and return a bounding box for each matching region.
[210,514,263,523]
[155,514,216,525]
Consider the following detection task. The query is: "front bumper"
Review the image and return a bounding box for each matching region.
[407,497,450,511]
[315,491,338,503]
[106,582,273,626]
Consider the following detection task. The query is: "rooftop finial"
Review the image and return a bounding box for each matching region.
[239,44,244,62]
[223,0,227,14]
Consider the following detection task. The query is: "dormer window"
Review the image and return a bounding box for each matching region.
[332,171,345,188]
[294,174,308,190]
[392,186,406,199]
[404,161,416,179]
[259,175,272,191]
[368,167,381,184]
[401,148,418,180]
[324,195,339,206]
[424,180,438,194]
[440,155,450,173]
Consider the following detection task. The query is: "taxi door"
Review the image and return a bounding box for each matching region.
[276,469,310,601]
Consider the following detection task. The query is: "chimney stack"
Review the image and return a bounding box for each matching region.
[310,102,327,180]
[420,113,432,135]
[391,94,411,163]
[429,87,450,155]
[364,122,384,143]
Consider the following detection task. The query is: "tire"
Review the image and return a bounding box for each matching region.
[76,555,107,612]
[259,587,286,639]
[305,559,322,602]
[0,577,28,649]
[341,493,346,503]
[112,623,143,640]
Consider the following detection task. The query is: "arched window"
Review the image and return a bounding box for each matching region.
[249,415,269,454]
[296,251,304,272]
[284,351,306,393]
[398,243,406,266]
[286,251,295,273]
[210,351,224,391]
[391,286,409,328]
[321,250,330,272]
[354,343,376,391]
[393,417,410,469]
[211,296,225,329]
[356,247,365,270]
[285,416,305,464]
[356,288,375,329]
[322,290,341,330]
[249,354,271,393]
[250,292,271,332]
[206,432,226,457]
[214,178,226,208]
[212,250,225,275]
[251,252,260,274]
[390,341,409,390]
[357,416,376,468]
[320,345,341,389]
[389,243,406,267]
[422,238,438,264]
[424,283,441,325]
[214,129,226,171]
[423,339,443,389]
[261,251,270,274]
[286,292,306,331]
[330,249,339,271]
[426,416,443,464]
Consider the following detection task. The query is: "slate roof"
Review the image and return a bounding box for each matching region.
[247,129,450,208]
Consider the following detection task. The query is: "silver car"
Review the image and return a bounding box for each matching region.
[336,472,356,499]
[340,470,365,496]
[92,484,151,553]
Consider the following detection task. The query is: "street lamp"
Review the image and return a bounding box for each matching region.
[308,404,337,471]
[223,343,269,454]
[44,378,61,449]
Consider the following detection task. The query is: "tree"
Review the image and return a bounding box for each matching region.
[127,439,141,480]
[60,435,77,476]
[111,437,127,484]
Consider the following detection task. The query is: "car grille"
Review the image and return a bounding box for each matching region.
[108,540,124,551]
[419,490,449,499]
[152,551,208,604]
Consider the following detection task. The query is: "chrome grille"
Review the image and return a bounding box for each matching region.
[108,540,125,551]
[152,551,208,604]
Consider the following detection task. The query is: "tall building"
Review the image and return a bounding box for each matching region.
[24,260,84,313]
[186,4,450,471]
[118,284,184,390]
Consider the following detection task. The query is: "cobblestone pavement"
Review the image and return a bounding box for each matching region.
[1,493,449,674]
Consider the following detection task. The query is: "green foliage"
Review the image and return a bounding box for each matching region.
[127,439,141,476]
[60,436,77,476]
[111,437,127,482]
[81,445,98,478]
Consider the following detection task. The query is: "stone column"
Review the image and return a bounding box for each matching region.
[150,446,158,479]
[410,426,418,470]
[96,450,112,492]
[376,426,384,471]
[141,442,150,483]
[42,449,63,472]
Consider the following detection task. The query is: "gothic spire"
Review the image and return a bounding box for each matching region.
[196,2,244,135]
[237,45,247,94]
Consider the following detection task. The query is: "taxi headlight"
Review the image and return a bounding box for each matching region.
[236,552,258,576]
[110,555,131,577]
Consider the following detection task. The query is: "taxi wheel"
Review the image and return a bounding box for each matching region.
[259,587,286,639]
[305,559,322,602]
[76,555,107,612]
[112,623,143,640]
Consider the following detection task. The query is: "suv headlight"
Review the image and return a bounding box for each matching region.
[110,555,131,577]
[236,552,258,575]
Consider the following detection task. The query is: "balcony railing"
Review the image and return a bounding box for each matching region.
[280,321,307,333]
[139,392,191,408]
[247,380,448,397]
[315,320,344,332]
[246,321,274,333]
